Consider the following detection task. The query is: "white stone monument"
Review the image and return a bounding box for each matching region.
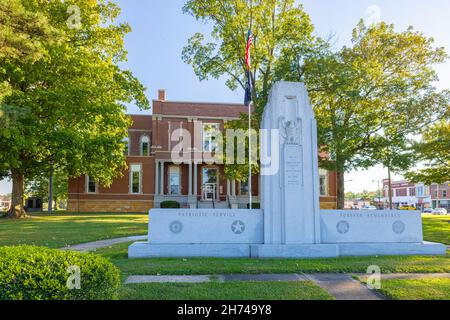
[129,81,446,259]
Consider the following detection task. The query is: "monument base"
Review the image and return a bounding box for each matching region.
[128,242,251,258]
[251,242,446,258]
[128,241,446,259]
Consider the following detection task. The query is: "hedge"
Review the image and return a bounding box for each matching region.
[0,246,120,300]
[160,201,181,209]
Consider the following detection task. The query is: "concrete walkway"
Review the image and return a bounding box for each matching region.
[61,235,147,252]
[304,273,383,300]
[126,275,211,284]
[124,272,450,300]
[356,273,450,281]
[126,273,308,285]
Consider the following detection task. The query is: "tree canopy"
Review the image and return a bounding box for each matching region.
[182,0,321,180]
[300,22,449,207]
[182,0,324,114]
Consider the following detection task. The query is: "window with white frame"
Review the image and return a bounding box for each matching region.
[86,176,97,193]
[123,137,129,156]
[443,190,447,198]
[140,135,150,156]
[202,123,219,152]
[319,169,328,196]
[169,166,181,195]
[130,164,142,194]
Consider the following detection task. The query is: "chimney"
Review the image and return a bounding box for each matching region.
[158,89,166,101]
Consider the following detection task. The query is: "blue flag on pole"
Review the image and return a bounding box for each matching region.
[244,30,253,106]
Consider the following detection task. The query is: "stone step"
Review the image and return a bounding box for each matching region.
[197,201,229,209]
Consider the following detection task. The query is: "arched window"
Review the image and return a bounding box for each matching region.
[122,137,129,156]
[140,135,150,156]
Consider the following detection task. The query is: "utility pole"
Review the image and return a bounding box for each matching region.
[378,180,381,210]
[48,165,53,213]
[388,167,393,210]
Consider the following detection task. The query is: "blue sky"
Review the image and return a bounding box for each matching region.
[1,0,449,194]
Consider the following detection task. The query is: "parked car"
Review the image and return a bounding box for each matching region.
[361,205,377,210]
[399,206,416,211]
[422,208,433,214]
[432,208,448,215]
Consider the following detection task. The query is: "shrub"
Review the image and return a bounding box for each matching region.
[247,203,261,209]
[0,246,120,300]
[160,201,181,209]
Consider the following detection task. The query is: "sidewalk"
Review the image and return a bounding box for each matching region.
[61,235,146,252]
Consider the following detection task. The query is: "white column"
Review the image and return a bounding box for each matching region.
[154,161,160,195]
[232,180,236,196]
[188,162,193,196]
[161,161,165,195]
[193,162,198,196]
[227,179,231,196]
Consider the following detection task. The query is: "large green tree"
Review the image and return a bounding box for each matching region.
[0,0,149,218]
[182,0,321,180]
[298,22,449,208]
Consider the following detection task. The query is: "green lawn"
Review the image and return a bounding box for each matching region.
[0,213,148,248]
[119,281,334,300]
[422,215,450,245]
[376,278,450,300]
[96,242,450,277]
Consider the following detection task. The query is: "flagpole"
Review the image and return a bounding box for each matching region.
[246,0,253,210]
[248,101,252,209]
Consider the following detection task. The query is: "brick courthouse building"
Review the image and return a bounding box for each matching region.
[68,90,338,212]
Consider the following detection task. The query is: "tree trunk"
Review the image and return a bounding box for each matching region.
[388,167,393,210]
[6,170,27,219]
[336,168,345,210]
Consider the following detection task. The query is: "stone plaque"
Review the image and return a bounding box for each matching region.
[321,211,423,243]
[148,209,263,244]
[284,145,302,188]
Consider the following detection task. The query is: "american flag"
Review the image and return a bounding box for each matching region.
[245,30,253,70]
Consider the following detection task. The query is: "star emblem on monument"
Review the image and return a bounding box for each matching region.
[231,220,245,235]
